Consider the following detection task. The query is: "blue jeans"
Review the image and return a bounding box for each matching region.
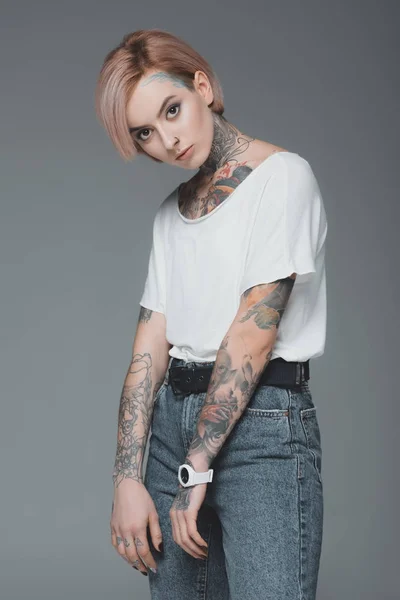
[144,358,323,599]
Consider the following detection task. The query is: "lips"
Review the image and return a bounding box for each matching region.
[176,145,193,159]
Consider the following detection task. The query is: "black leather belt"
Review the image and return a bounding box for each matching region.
[169,357,310,396]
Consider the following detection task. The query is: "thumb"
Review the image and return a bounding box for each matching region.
[148,509,163,552]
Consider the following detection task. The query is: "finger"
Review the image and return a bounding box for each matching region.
[169,485,188,549]
[169,510,181,551]
[176,510,208,560]
[113,531,134,567]
[134,532,158,574]
[110,528,118,549]
[148,509,163,552]
[121,533,149,575]
[131,557,148,575]
[185,513,209,550]
[115,533,127,557]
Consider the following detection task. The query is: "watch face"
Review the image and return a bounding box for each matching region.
[181,467,189,484]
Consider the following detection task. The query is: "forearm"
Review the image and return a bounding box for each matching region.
[184,275,296,471]
[185,324,274,471]
[113,310,170,487]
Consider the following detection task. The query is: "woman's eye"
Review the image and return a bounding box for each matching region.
[167,103,180,118]
[137,128,150,142]
[136,103,180,142]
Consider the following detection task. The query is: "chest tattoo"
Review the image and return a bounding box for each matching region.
[178,161,259,220]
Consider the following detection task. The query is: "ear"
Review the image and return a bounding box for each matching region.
[193,70,214,106]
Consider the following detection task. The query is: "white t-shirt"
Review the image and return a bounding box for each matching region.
[139,151,328,363]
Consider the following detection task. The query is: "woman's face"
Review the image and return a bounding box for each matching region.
[126,69,215,169]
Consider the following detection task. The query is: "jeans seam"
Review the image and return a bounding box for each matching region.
[245,408,289,417]
[197,520,212,600]
[287,389,296,456]
[300,412,323,486]
[298,464,305,600]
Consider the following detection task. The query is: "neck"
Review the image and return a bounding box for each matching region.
[198,114,256,177]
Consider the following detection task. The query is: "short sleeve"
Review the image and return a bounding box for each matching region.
[139,208,166,314]
[238,158,323,296]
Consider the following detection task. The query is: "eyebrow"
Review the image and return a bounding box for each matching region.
[128,94,178,133]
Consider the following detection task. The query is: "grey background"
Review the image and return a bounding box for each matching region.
[1,1,398,598]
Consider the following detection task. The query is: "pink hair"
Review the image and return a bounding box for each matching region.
[95,29,225,162]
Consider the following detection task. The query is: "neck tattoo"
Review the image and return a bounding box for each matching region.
[198,114,256,178]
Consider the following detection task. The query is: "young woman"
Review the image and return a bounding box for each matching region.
[96,28,327,600]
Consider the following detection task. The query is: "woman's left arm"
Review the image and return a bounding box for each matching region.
[185,273,296,472]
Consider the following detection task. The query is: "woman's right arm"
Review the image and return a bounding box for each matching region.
[113,306,170,486]
[110,306,171,574]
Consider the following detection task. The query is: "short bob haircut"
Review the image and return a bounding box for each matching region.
[95,29,225,163]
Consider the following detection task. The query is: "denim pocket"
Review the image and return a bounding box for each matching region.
[300,407,322,484]
[245,406,289,418]
[244,384,290,417]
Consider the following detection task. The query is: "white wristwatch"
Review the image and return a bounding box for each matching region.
[178,464,214,487]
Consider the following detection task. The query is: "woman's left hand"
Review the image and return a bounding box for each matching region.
[169,482,209,560]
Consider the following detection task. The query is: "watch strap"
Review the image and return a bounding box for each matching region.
[193,469,213,484]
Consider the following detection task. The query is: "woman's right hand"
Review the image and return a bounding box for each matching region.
[110,479,163,575]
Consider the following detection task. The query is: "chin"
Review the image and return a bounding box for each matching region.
[176,162,196,170]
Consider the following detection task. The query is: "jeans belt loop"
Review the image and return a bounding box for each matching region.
[295,363,302,385]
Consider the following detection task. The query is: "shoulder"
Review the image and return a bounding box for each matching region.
[252,150,316,194]
[276,154,326,228]
[257,152,324,220]
[270,152,321,200]
[273,151,315,179]
[153,186,178,228]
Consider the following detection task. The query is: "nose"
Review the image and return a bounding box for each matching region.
[158,126,179,151]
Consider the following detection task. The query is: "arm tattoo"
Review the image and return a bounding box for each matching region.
[138,306,153,324]
[240,276,295,330]
[187,337,263,463]
[171,458,196,511]
[112,352,163,487]
[186,276,296,466]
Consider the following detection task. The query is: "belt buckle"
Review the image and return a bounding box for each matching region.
[169,365,195,396]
